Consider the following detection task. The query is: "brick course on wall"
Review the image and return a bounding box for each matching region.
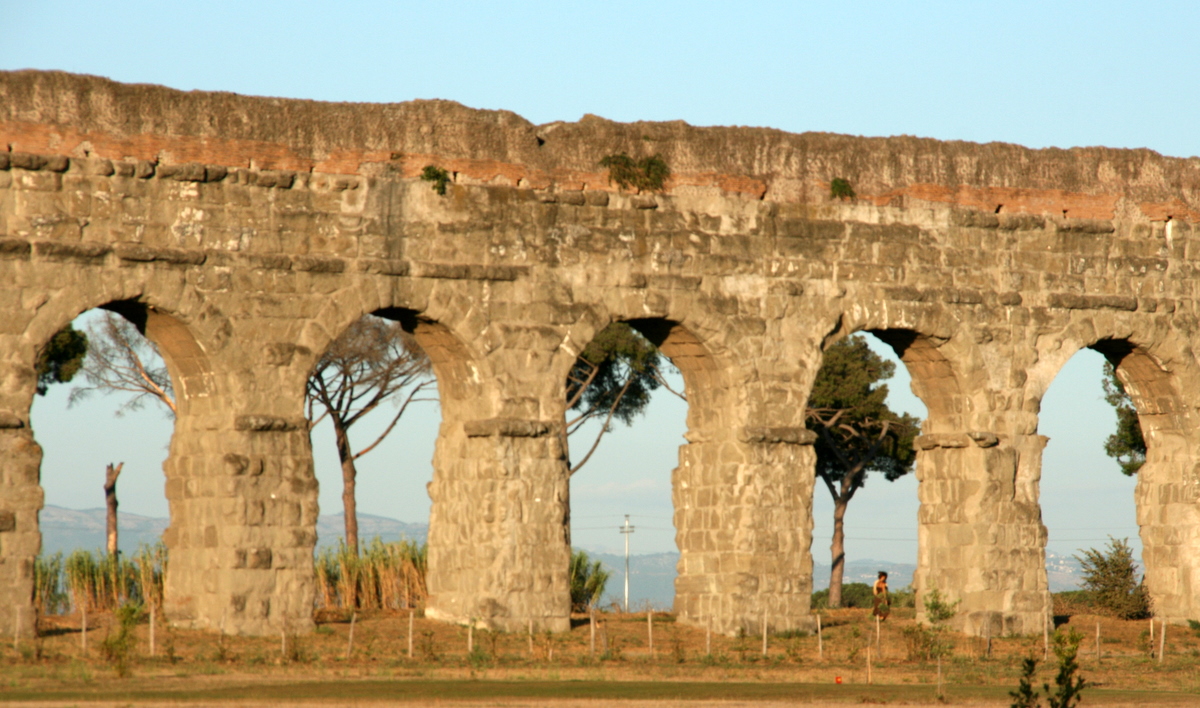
[1,70,1199,637]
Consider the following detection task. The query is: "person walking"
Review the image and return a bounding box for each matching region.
[872,571,891,620]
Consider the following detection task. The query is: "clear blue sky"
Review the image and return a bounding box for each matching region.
[8,1,1185,570]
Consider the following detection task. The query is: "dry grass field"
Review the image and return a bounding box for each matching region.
[2,604,1199,706]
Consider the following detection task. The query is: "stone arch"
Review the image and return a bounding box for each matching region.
[302,282,581,631]
[1091,339,1181,434]
[15,286,226,633]
[555,307,742,445]
[1024,326,1188,476]
[1029,327,1198,620]
[23,285,225,417]
[625,317,734,440]
[822,326,967,615]
[298,282,491,418]
[834,299,969,433]
[865,329,963,433]
[373,306,486,410]
[559,306,813,634]
[834,306,1035,633]
[1026,328,1181,418]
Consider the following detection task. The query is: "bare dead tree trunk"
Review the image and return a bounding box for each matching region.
[334,419,359,555]
[104,463,123,557]
[828,493,848,609]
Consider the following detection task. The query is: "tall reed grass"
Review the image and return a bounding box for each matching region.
[33,552,69,615]
[65,549,136,612]
[36,539,422,617]
[35,544,167,616]
[314,538,427,611]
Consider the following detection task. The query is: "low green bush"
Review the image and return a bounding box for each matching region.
[811,582,872,609]
[570,549,611,611]
[1076,537,1150,620]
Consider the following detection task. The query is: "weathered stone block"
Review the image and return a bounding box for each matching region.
[234,415,303,432]
[248,549,272,569]
[32,240,110,260]
[9,153,47,171]
[463,418,552,438]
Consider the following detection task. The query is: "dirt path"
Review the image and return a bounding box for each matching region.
[1,680,1197,707]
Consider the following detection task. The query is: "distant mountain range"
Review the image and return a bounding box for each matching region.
[39,505,169,555]
[314,513,428,549]
[38,506,1082,609]
[37,505,426,556]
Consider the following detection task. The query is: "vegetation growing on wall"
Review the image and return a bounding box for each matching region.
[830,177,856,200]
[599,154,670,192]
[421,165,452,195]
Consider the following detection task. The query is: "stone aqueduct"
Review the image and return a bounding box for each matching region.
[2,71,1200,639]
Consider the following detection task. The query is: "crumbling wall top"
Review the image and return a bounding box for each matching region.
[1,70,1198,220]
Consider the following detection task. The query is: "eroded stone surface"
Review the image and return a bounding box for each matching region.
[1,70,1199,637]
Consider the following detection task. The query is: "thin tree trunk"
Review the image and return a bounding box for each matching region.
[828,494,848,608]
[334,420,359,555]
[104,463,123,557]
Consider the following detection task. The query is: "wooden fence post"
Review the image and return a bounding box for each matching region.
[345,612,357,660]
[817,614,823,661]
[647,610,654,658]
[407,610,414,659]
[1042,610,1049,661]
[761,611,768,658]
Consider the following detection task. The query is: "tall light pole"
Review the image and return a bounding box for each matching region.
[620,514,635,612]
